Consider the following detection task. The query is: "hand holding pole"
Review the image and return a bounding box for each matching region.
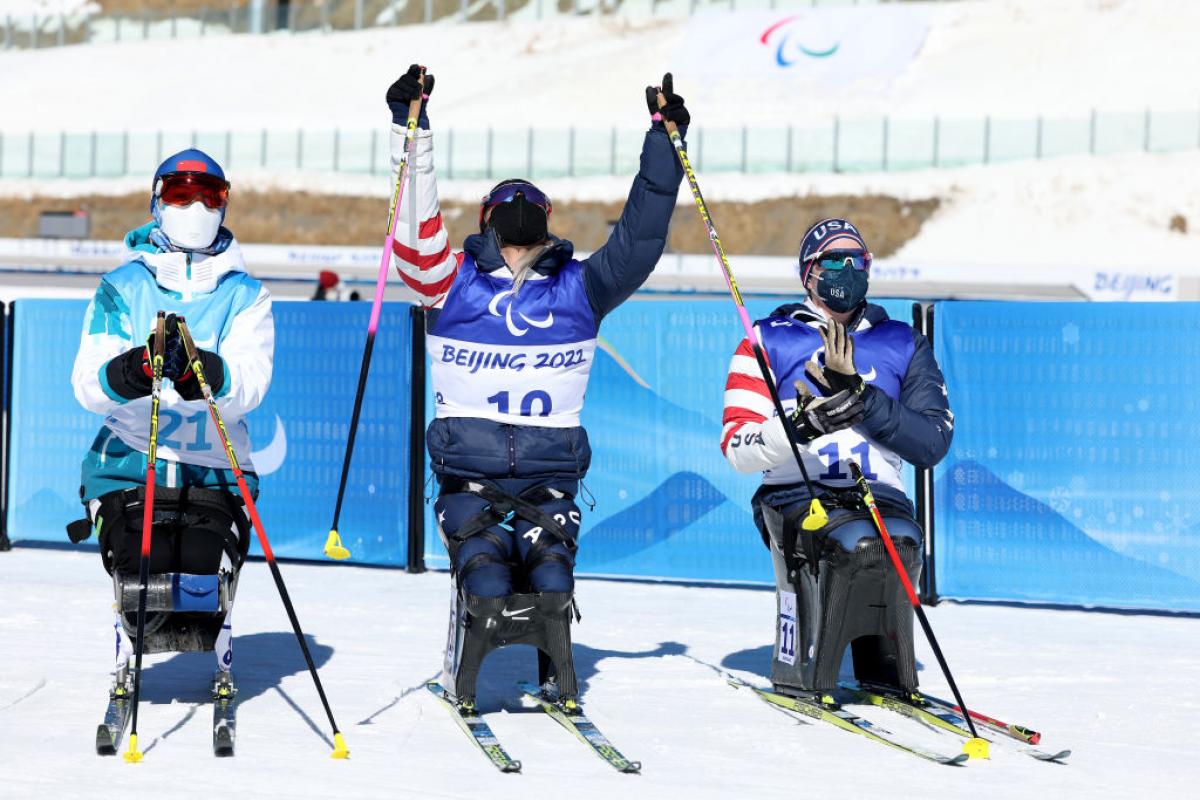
[324,67,427,561]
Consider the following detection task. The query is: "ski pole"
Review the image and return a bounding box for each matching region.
[656,90,827,531]
[324,67,427,562]
[176,317,350,760]
[124,311,166,763]
[847,460,990,760]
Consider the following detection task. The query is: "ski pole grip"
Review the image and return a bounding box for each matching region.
[655,90,682,136]
[849,461,864,482]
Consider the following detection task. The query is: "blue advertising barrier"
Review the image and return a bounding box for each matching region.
[424,297,917,583]
[7,299,412,565]
[933,302,1200,611]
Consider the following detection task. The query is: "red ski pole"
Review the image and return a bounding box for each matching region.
[124,310,166,763]
[848,460,989,760]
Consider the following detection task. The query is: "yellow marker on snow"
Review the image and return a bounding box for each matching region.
[331,732,350,759]
[123,734,143,763]
[963,736,991,760]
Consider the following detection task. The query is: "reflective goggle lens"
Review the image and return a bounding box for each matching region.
[158,173,230,210]
[807,249,872,272]
[481,183,551,214]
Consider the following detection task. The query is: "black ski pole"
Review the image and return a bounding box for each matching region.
[324,68,427,561]
[124,310,166,763]
[176,317,349,759]
[848,460,989,759]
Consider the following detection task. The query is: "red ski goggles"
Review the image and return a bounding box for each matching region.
[156,172,230,210]
[479,182,552,226]
[803,248,873,273]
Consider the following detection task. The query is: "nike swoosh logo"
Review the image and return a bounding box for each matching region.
[249,415,287,476]
[501,607,535,618]
[859,367,877,382]
[769,320,792,327]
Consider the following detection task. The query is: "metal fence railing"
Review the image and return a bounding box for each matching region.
[1,0,955,51]
[3,108,1196,180]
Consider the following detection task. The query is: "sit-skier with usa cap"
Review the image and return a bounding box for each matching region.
[720,217,954,702]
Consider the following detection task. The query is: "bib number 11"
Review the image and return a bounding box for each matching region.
[817,441,877,480]
[777,591,797,666]
[487,390,552,417]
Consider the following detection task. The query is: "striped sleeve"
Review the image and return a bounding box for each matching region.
[389,126,461,308]
[720,332,793,474]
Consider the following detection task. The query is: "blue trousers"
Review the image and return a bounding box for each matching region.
[435,490,580,598]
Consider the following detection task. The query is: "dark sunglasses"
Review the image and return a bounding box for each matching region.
[157,173,230,210]
[804,248,872,272]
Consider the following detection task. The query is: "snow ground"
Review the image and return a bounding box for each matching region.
[0,546,1196,799]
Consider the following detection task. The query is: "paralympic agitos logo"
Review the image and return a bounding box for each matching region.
[759,16,841,67]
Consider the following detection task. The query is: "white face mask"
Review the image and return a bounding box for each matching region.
[159,201,222,250]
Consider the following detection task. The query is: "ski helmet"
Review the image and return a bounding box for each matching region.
[150,149,230,250]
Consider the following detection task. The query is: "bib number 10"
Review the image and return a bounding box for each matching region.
[487,390,552,417]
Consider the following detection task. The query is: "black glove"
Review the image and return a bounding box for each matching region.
[644,72,689,126]
[805,319,865,397]
[103,345,153,401]
[172,346,225,402]
[787,380,864,443]
[386,64,434,128]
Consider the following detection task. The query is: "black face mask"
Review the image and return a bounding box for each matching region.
[814,267,869,313]
[487,194,548,246]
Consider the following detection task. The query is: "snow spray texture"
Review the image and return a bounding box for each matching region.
[9,299,413,566]
[933,301,1200,612]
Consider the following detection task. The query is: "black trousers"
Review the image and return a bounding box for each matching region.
[97,486,250,576]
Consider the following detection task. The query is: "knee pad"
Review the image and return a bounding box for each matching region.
[825,515,922,554]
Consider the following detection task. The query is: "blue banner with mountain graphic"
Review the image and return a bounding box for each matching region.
[933,302,1200,611]
[423,296,918,583]
[7,298,412,566]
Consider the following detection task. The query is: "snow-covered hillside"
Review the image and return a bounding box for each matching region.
[1,1,1198,133]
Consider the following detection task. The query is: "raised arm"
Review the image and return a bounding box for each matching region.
[581,74,689,322]
[386,65,462,309]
